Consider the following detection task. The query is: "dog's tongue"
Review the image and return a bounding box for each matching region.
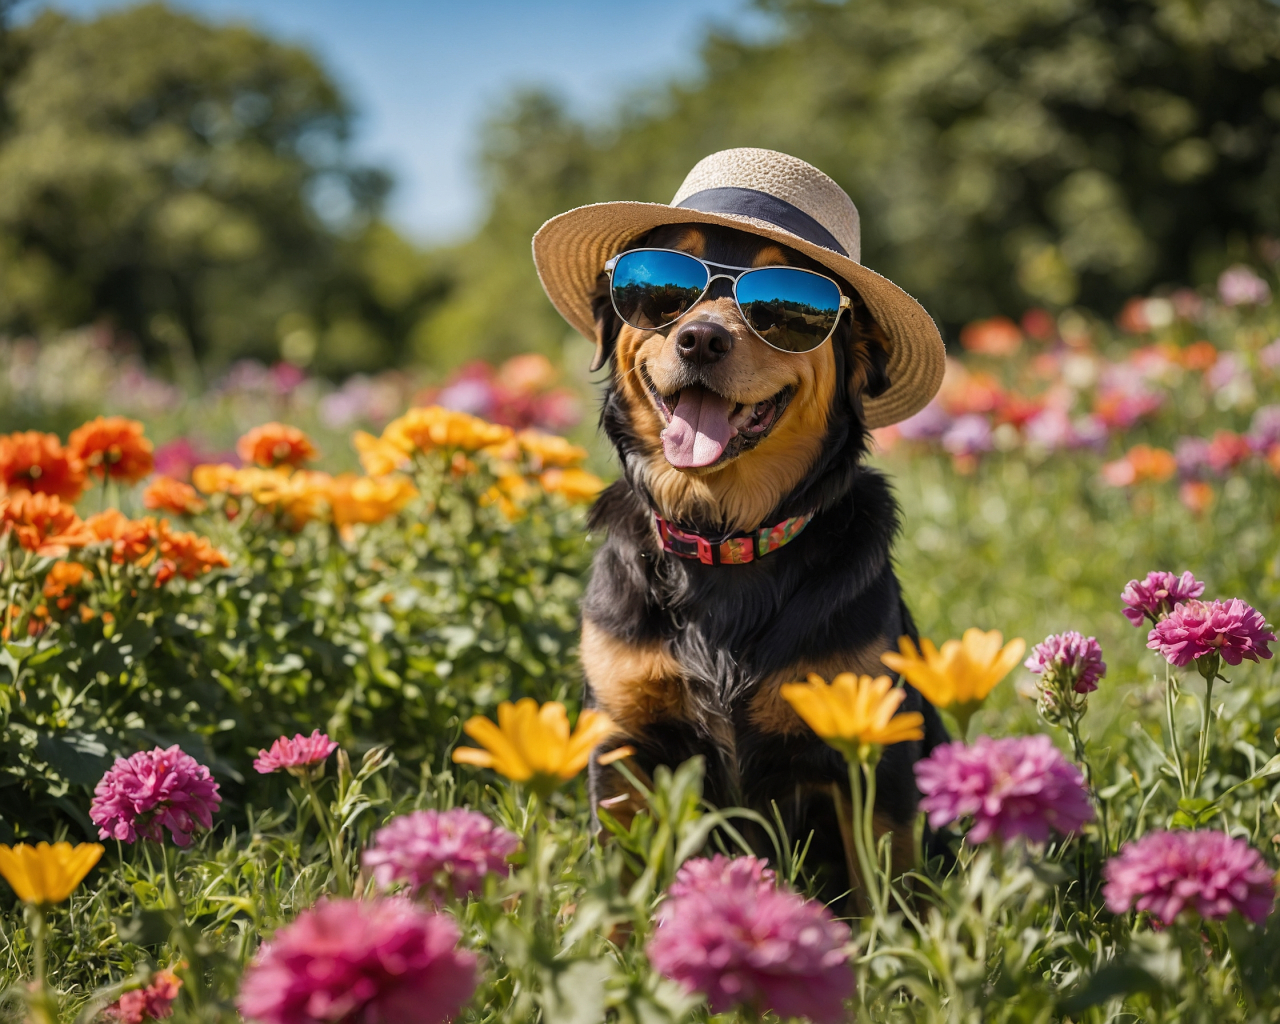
[662,386,736,468]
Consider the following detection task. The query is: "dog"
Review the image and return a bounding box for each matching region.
[575,221,949,899]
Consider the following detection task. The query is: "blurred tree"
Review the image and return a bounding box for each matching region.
[0,3,446,378]
[432,0,1280,359]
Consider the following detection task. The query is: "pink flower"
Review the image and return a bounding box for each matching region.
[941,414,993,457]
[1218,265,1272,307]
[647,856,853,1024]
[1120,571,1205,627]
[90,746,221,847]
[254,731,340,776]
[104,969,182,1024]
[897,398,953,441]
[236,898,477,1024]
[914,735,1093,845]
[1147,598,1275,667]
[1025,632,1106,694]
[1104,830,1276,925]
[362,809,519,902]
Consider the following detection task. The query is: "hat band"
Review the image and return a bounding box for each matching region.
[674,187,849,257]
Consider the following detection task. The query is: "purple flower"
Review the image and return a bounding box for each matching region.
[1024,632,1106,694]
[237,898,477,1024]
[1104,830,1276,925]
[914,735,1093,845]
[1175,436,1215,480]
[1147,598,1275,668]
[897,398,953,441]
[254,731,340,776]
[647,856,853,1024]
[1248,405,1280,452]
[941,414,993,457]
[90,746,221,847]
[362,809,519,902]
[1218,265,1272,307]
[1120,571,1205,627]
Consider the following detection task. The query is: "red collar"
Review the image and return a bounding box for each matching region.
[654,511,815,566]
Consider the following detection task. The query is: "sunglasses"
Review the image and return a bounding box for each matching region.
[604,247,851,354]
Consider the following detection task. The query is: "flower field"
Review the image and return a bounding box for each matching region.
[2,265,1280,1022]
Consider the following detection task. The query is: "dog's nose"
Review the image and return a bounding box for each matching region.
[675,321,733,366]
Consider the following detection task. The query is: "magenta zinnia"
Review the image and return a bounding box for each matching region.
[362,808,519,902]
[236,897,477,1024]
[914,734,1093,845]
[90,746,221,847]
[103,969,182,1024]
[1103,830,1276,925]
[1146,598,1275,668]
[646,856,853,1024]
[1024,631,1106,694]
[1121,570,1205,627]
[254,730,340,776]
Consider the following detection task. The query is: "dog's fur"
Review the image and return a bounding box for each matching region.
[581,223,947,898]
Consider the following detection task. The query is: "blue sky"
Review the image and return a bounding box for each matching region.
[27,0,771,243]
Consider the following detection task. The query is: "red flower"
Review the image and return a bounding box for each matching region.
[0,432,87,502]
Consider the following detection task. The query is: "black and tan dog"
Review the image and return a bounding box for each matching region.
[532,147,949,899]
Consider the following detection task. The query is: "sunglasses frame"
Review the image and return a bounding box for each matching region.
[604,247,852,354]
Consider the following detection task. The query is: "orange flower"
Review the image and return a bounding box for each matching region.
[1179,480,1215,517]
[959,317,1022,356]
[191,464,241,495]
[0,492,95,556]
[0,432,87,502]
[43,561,91,599]
[352,431,410,476]
[516,430,588,469]
[67,417,154,484]
[382,406,513,455]
[1100,444,1177,487]
[157,522,230,580]
[1179,340,1218,371]
[84,510,161,564]
[143,476,207,516]
[236,423,318,468]
[481,472,536,521]
[539,467,605,503]
[327,474,418,532]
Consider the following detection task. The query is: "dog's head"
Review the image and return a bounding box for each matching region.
[592,224,890,533]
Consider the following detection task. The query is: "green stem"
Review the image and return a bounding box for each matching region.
[847,758,887,928]
[1193,672,1216,796]
[27,903,56,1024]
[301,773,350,896]
[1163,662,1187,800]
[1065,707,1110,853]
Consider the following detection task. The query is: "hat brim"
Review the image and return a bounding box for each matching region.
[532,200,945,429]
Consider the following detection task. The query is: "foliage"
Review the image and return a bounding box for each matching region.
[421,0,1280,362]
[3,278,1280,1020]
[0,4,447,377]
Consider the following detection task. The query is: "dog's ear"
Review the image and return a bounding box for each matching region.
[844,291,891,415]
[589,271,621,372]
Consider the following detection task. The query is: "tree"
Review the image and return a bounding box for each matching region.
[432,0,1280,357]
[0,3,444,378]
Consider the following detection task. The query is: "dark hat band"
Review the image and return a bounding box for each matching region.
[675,187,849,257]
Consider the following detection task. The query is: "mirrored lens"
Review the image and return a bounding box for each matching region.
[735,268,842,352]
[610,250,708,330]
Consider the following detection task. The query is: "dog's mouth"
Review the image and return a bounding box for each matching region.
[641,364,794,469]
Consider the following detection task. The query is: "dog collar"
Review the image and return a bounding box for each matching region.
[654,511,815,566]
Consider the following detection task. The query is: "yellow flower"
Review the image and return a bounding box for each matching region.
[191,463,240,495]
[539,467,605,503]
[327,473,418,532]
[516,430,588,469]
[880,629,1026,710]
[453,699,618,795]
[383,406,513,455]
[0,842,103,904]
[780,673,924,759]
[352,430,410,477]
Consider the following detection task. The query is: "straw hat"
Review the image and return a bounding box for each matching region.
[532,147,945,429]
